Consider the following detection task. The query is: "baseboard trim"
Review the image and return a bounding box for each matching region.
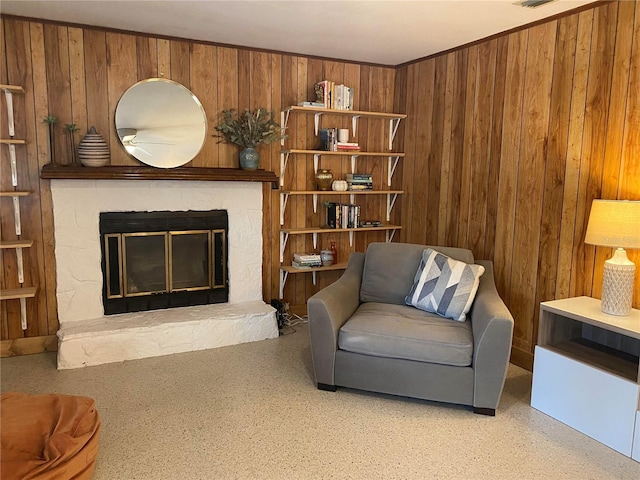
[510,346,534,371]
[1,335,58,357]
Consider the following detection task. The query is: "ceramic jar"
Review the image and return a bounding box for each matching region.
[331,180,348,191]
[239,147,259,170]
[320,249,334,266]
[78,126,110,167]
[315,169,333,191]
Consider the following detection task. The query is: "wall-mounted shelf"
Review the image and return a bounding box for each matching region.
[0,287,37,300]
[280,190,403,224]
[0,139,26,144]
[279,263,348,298]
[280,225,402,262]
[281,107,406,149]
[0,84,25,93]
[279,150,403,187]
[0,191,31,196]
[0,240,33,249]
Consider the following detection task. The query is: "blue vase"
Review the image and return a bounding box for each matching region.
[239,147,259,170]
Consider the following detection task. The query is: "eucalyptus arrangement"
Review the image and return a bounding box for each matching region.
[215,108,285,148]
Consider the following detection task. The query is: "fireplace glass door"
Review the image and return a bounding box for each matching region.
[100,210,228,314]
[106,230,226,298]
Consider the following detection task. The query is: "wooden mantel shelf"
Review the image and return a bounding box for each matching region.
[40,164,279,187]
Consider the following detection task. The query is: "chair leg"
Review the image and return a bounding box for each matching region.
[317,383,337,392]
[473,407,496,416]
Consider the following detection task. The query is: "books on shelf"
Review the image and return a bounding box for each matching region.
[314,80,354,110]
[319,129,360,152]
[326,202,361,229]
[346,173,373,190]
[292,253,322,268]
[298,101,326,108]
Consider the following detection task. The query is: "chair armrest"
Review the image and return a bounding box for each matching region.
[469,260,514,410]
[307,252,365,386]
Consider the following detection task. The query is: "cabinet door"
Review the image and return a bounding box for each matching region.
[531,346,638,456]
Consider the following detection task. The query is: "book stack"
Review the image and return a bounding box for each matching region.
[326,202,361,229]
[298,101,326,108]
[314,80,354,110]
[337,141,360,152]
[346,173,373,191]
[292,253,322,269]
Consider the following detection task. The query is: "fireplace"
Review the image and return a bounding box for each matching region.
[49,179,278,369]
[100,210,228,314]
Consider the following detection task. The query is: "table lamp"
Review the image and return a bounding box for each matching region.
[584,199,640,316]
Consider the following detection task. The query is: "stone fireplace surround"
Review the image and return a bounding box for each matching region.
[50,178,278,369]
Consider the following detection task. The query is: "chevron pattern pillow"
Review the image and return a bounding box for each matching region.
[405,248,485,322]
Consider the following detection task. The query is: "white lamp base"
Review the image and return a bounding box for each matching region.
[601,248,635,316]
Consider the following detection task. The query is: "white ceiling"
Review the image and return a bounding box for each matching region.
[1,0,600,65]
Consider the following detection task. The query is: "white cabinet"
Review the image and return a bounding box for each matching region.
[531,296,640,461]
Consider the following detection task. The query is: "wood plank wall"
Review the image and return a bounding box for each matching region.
[0,16,396,345]
[396,0,640,368]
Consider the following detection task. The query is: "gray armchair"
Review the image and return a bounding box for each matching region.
[308,242,514,415]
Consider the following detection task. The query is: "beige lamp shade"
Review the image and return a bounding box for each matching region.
[584,200,640,249]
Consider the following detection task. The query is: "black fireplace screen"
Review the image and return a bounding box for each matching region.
[100,211,228,314]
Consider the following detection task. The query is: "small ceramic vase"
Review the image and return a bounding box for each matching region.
[320,250,334,266]
[332,180,348,191]
[78,126,110,167]
[239,147,260,170]
[315,169,333,191]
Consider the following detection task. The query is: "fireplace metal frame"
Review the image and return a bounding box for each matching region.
[100,210,228,315]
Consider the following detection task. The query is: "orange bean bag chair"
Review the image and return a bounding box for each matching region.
[1,392,100,480]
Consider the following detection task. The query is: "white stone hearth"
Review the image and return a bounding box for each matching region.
[50,179,278,369]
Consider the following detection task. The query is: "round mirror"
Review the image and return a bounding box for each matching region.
[115,78,207,168]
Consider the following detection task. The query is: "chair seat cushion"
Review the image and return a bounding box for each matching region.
[338,302,473,366]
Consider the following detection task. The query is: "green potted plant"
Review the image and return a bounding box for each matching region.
[214,108,286,170]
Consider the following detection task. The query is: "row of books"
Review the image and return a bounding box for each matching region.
[319,128,360,152]
[314,81,354,110]
[326,202,361,229]
[347,173,373,190]
[292,253,322,269]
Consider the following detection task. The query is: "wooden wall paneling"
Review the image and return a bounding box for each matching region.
[570,2,617,299]
[618,1,640,307]
[5,20,47,337]
[216,47,239,168]
[106,32,138,166]
[400,63,419,243]
[534,15,578,329]
[188,43,217,168]
[83,30,110,157]
[493,30,528,302]
[264,52,282,302]
[0,19,7,337]
[68,27,88,155]
[31,22,58,334]
[2,20,35,338]
[43,24,72,165]
[484,36,508,261]
[556,9,593,300]
[457,46,478,249]
[593,0,634,300]
[411,59,435,244]
[392,64,407,231]
[170,40,190,88]
[136,36,157,80]
[444,49,469,247]
[237,50,251,111]
[425,55,446,246]
[508,21,557,354]
[467,40,497,258]
[437,53,456,245]
[356,65,372,252]
[157,39,170,78]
